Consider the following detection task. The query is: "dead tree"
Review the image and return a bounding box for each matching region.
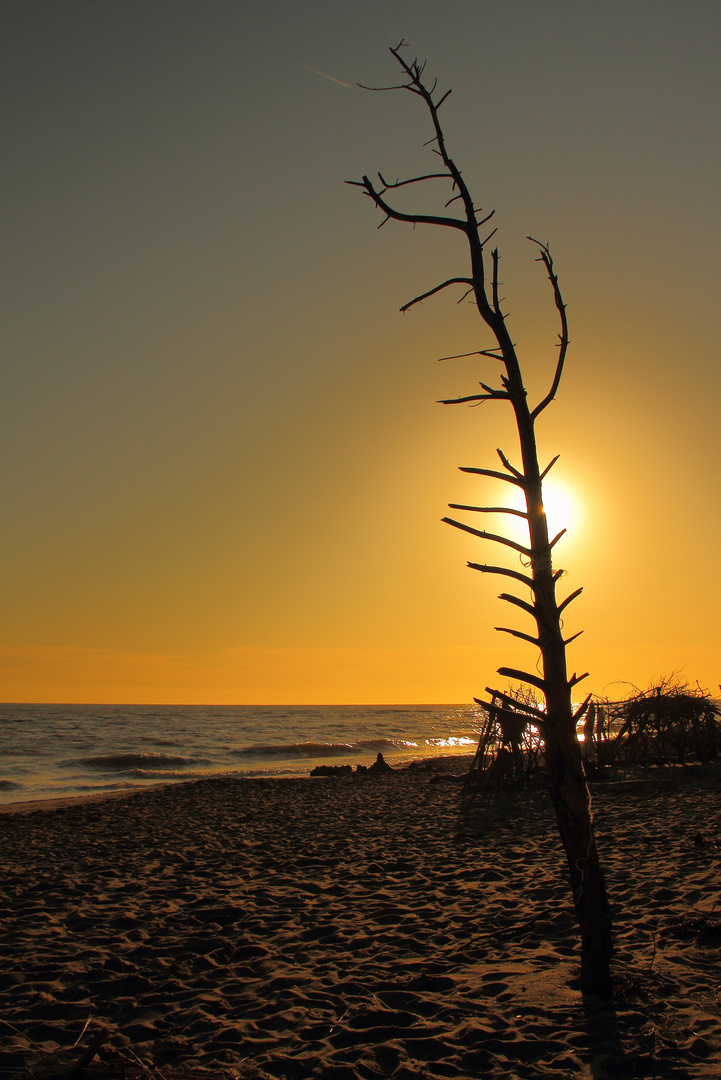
[349,43,613,995]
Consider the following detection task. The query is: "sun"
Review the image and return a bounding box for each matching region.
[540,477,582,544]
[479,474,584,553]
[502,476,582,549]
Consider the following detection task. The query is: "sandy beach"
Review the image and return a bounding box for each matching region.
[1,761,720,1079]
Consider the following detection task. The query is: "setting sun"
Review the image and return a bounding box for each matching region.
[541,478,582,544]
[498,475,582,554]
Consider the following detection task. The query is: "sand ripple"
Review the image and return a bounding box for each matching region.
[1,766,720,1077]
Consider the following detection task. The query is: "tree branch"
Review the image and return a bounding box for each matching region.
[439,391,509,404]
[528,238,569,419]
[540,454,560,480]
[448,503,527,518]
[498,592,537,620]
[437,349,505,361]
[492,248,501,314]
[497,666,547,693]
[484,686,549,721]
[351,176,470,232]
[495,625,540,647]
[558,586,583,614]
[496,447,523,478]
[459,464,526,486]
[467,563,535,589]
[458,466,525,486]
[573,694,593,721]
[443,517,532,557]
[377,171,451,189]
[477,697,546,732]
[400,277,473,312]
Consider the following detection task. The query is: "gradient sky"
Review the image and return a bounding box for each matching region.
[3,1,721,703]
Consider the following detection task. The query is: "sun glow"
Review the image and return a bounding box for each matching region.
[499,476,583,552]
[541,478,582,545]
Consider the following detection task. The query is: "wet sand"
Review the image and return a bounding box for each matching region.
[1,761,720,1078]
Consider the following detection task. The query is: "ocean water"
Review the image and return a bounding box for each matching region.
[0,703,484,805]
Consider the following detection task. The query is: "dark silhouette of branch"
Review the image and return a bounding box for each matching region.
[492,249,501,314]
[540,454,560,479]
[498,592,537,620]
[467,563,534,589]
[447,503,527,518]
[558,586,584,614]
[377,171,450,188]
[495,625,540,647]
[529,238,569,420]
[497,447,523,478]
[497,666,547,693]
[458,466,525,486]
[400,278,473,312]
[573,694,593,720]
[484,686,548,721]
[475,696,547,732]
[439,390,509,404]
[437,349,504,362]
[443,516,532,556]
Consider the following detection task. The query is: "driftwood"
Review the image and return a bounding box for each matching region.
[462,690,547,800]
[350,42,611,992]
[465,680,720,791]
[597,680,719,767]
[64,1027,109,1080]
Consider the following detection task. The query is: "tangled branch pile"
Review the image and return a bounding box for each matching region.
[603,678,719,767]
[465,678,720,801]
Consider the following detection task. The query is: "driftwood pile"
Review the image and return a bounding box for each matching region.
[463,688,548,803]
[464,679,720,800]
[599,679,719,767]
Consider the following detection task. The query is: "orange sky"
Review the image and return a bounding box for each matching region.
[3,2,721,703]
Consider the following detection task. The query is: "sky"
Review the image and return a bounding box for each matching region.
[3,1,721,704]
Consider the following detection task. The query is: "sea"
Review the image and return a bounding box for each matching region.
[0,703,485,806]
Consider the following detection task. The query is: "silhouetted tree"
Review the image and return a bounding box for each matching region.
[349,43,613,995]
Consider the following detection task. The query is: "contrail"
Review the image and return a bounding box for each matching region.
[300,64,352,88]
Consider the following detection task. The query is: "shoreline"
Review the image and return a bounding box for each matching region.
[2,764,720,1078]
[2,750,714,817]
[0,753,476,815]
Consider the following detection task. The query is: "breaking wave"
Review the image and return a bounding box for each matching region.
[230,739,418,761]
[73,753,209,772]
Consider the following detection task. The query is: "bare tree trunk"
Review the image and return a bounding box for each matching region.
[351,41,614,994]
[513,377,613,995]
[546,729,613,993]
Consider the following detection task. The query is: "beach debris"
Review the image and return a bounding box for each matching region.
[462,687,547,801]
[309,764,353,777]
[464,677,721,793]
[63,1025,109,1080]
[310,753,394,777]
[661,911,721,941]
[601,678,719,767]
